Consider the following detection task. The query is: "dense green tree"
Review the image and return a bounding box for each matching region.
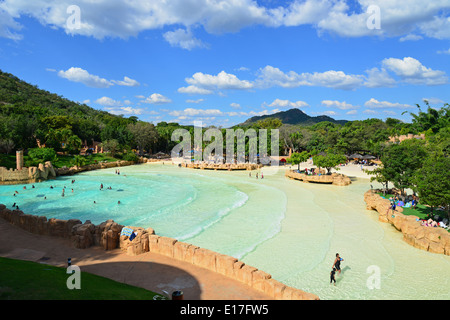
[312,153,347,174]
[27,147,58,164]
[413,154,450,219]
[101,139,120,157]
[368,139,427,194]
[287,151,309,171]
[100,124,133,147]
[127,122,159,155]
[255,118,283,130]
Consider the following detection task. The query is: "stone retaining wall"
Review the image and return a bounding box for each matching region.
[285,170,351,186]
[364,190,450,255]
[0,204,122,250]
[0,161,56,184]
[0,204,319,300]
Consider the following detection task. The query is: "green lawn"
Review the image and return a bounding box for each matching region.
[0,257,167,300]
[377,193,445,220]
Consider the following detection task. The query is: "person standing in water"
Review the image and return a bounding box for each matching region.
[330,268,337,285]
[333,253,344,276]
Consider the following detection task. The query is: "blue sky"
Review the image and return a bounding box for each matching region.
[0,1,449,127]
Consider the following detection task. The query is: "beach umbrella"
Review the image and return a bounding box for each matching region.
[362,154,376,160]
[349,153,363,159]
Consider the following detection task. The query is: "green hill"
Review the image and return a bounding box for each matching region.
[238,108,348,127]
[0,69,138,150]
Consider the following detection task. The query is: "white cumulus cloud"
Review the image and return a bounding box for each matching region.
[255,65,364,90]
[1,0,449,41]
[178,85,213,95]
[141,93,172,104]
[163,28,207,50]
[382,57,448,85]
[321,100,358,110]
[95,96,122,107]
[111,76,140,87]
[57,67,139,88]
[186,71,254,90]
[364,98,413,109]
[267,99,309,109]
[58,67,113,88]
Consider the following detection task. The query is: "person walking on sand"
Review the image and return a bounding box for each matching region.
[333,253,344,276]
[330,268,337,285]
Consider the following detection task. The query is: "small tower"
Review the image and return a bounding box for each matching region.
[16,150,24,170]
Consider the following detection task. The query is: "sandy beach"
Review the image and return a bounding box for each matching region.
[0,216,272,300]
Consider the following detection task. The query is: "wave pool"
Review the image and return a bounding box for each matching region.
[1,163,448,300]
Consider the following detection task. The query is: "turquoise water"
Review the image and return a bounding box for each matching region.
[1,163,449,300]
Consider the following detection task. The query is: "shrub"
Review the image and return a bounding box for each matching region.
[27,147,57,163]
[122,152,139,162]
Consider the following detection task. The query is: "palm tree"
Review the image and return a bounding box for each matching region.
[402,101,449,134]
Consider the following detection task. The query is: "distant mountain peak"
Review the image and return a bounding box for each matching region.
[238,108,348,126]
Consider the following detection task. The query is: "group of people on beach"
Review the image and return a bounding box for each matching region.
[248,171,264,179]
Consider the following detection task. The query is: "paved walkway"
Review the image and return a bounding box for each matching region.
[0,218,272,300]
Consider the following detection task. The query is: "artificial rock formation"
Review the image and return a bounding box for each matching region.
[0,205,124,251]
[364,190,450,255]
[285,170,351,186]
